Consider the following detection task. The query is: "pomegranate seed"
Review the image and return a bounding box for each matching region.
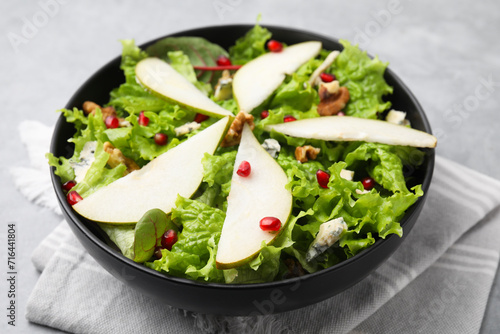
[267,40,283,53]
[161,229,178,251]
[283,115,296,123]
[194,113,210,123]
[216,55,232,66]
[138,111,149,126]
[320,72,336,83]
[237,160,251,177]
[260,217,282,232]
[154,246,164,260]
[261,110,269,119]
[105,116,119,129]
[316,170,330,189]
[337,111,345,116]
[154,133,168,146]
[67,191,83,205]
[62,180,77,192]
[362,177,376,190]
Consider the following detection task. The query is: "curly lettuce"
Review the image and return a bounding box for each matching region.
[270,141,423,272]
[146,196,225,282]
[330,40,393,119]
[229,23,272,65]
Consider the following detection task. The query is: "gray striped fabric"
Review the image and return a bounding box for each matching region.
[20,121,500,334]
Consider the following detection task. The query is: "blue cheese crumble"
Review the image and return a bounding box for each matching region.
[306,217,347,262]
[174,122,201,137]
[69,141,97,183]
[261,138,281,158]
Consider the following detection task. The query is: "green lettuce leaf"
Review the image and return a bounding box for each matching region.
[229,23,272,65]
[272,141,423,269]
[98,224,136,259]
[70,108,108,157]
[223,242,282,284]
[340,231,376,257]
[331,40,393,119]
[107,106,215,166]
[343,142,422,194]
[270,74,318,112]
[108,81,172,116]
[167,50,212,95]
[72,141,127,198]
[47,108,119,185]
[46,153,75,184]
[199,150,236,210]
[147,196,225,282]
[119,39,149,85]
[60,107,88,135]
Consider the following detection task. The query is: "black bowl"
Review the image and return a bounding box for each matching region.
[50,25,435,316]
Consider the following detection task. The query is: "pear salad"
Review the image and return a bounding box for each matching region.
[48,24,436,284]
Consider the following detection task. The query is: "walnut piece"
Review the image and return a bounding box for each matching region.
[83,101,117,119]
[295,145,321,163]
[317,82,350,116]
[82,101,100,114]
[220,111,255,147]
[103,142,140,174]
[282,258,306,279]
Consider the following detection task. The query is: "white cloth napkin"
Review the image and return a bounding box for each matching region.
[15,121,500,334]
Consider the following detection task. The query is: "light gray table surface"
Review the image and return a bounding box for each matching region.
[1,1,499,333]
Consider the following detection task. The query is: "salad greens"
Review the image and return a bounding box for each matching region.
[146,36,229,86]
[48,23,426,284]
[229,23,272,65]
[332,40,393,119]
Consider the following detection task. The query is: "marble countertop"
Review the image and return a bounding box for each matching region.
[1,0,499,333]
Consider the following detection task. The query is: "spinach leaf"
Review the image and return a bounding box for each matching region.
[146,36,229,86]
[133,208,176,263]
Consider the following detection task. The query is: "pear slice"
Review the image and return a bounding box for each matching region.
[233,41,322,113]
[135,57,234,118]
[265,116,437,148]
[216,123,292,269]
[73,117,231,223]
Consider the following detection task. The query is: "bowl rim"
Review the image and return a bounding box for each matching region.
[51,23,435,291]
